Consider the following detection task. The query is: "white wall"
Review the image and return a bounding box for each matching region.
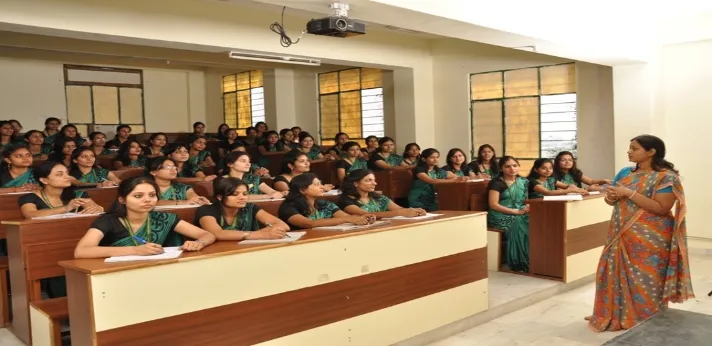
[0,58,207,133]
[576,62,615,180]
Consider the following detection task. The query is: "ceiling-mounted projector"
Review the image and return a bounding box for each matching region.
[306,2,366,38]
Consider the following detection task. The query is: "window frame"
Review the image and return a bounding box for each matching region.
[468,62,577,162]
[63,64,146,135]
[317,68,385,146]
[222,70,265,135]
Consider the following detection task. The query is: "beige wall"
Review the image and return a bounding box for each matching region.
[576,62,615,181]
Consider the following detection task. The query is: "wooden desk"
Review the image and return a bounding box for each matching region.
[435,180,489,211]
[372,170,413,200]
[2,207,198,345]
[262,152,288,176]
[60,211,488,346]
[97,156,116,170]
[526,194,610,282]
[310,160,338,186]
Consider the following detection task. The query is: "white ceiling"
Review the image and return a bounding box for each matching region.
[235,0,712,65]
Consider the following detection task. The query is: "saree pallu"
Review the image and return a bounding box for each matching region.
[111,212,183,247]
[1,169,35,187]
[589,170,694,332]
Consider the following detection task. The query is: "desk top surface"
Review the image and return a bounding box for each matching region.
[527,193,606,203]
[59,210,485,275]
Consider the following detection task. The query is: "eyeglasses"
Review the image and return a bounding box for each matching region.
[160,166,178,171]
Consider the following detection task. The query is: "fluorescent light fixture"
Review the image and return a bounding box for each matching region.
[228,51,321,66]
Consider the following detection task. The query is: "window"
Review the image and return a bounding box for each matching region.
[64,65,145,136]
[318,68,384,146]
[469,63,576,173]
[222,71,265,135]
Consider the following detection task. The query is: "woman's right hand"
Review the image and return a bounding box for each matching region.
[203,175,218,182]
[133,243,164,255]
[65,198,88,211]
[397,208,425,217]
[251,226,288,239]
[348,215,372,225]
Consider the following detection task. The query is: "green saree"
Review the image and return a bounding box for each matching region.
[222,204,260,231]
[77,168,110,184]
[188,150,211,166]
[529,176,557,199]
[159,183,191,201]
[112,211,183,247]
[487,177,530,272]
[2,168,36,187]
[359,195,392,213]
[408,168,447,211]
[559,173,582,188]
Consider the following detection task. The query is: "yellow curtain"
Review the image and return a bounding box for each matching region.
[250,70,264,88]
[471,72,503,100]
[504,68,538,97]
[361,68,383,89]
[237,72,251,91]
[319,72,339,94]
[471,100,504,155]
[339,91,362,138]
[223,93,237,128]
[222,75,236,93]
[236,90,252,129]
[320,94,340,140]
[339,69,361,92]
[504,97,539,158]
[540,64,575,95]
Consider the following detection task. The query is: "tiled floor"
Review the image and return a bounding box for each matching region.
[428,251,712,346]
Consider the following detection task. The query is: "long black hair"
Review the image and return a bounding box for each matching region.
[631,134,678,173]
[115,139,143,166]
[223,151,250,174]
[284,173,318,216]
[145,156,173,176]
[445,148,467,170]
[280,150,308,175]
[341,169,382,201]
[48,136,77,163]
[553,151,582,184]
[416,148,441,170]
[375,136,395,153]
[33,160,78,202]
[2,143,32,171]
[494,156,520,180]
[59,124,81,139]
[213,177,249,205]
[402,143,420,160]
[471,144,499,175]
[108,176,159,216]
[528,158,553,181]
[114,124,132,140]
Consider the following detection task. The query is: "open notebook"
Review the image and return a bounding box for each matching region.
[312,220,390,231]
[240,231,307,244]
[32,212,105,220]
[382,213,442,221]
[104,247,183,263]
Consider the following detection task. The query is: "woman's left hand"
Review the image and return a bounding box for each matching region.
[322,184,334,192]
[204,175,217,182]
[181,241,205,251]
[605,183,634,199]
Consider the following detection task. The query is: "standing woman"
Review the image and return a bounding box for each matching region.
[147,157,211,206]
[408,148,462,211]
[48,136,77,168]
[589,135,693,332]
[42,117,62,146]
[23,130,51,160]
[70,147,121,187]
[88,132,114,156]
[339,169,426,218]
[74,176,216,259]
[296,132,324,160]
[113,139,146,169]
[443,148,478,178]
[402,143,421,166]
[106,125,132,149]
[58,124,89,147]
[468,144,498,178]
[336,141,368,183]
[143,132,167,157]
[487,156,530,272]
[278,173,374,230]
[195,177,290,241]
[0,144,39,193]
[367,137,408,171]
[553,151,611,191]
[223,151,285,199]
[0,121,15,151]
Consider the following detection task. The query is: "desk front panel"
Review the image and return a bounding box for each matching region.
[564,196,611,282]
[67,213,489,346]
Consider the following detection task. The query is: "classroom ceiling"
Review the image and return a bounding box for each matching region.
[231,0,712,65]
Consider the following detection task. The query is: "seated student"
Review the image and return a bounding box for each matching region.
[19,161,104,218]
[23,130,51,160]
[339,169,426,218]
[402,143,420,166]
[273,151,334,193]
[147,157,211,206]
[143,132,167,157]
[291,126,302,144]
[48,136,78,168]
[279,128,296,150]
[0,121,13,151]
[528,158,587,198]
[218,128,240,159]
[113,139,147,170]
[408,148,464,211]
[363,135,379,158]
[0,144,39,193]
[106,124,132,149]
[74,176,216,259]
[42,117,62,146]
[192,121,208,138]
[368,137,409,171]
[70,147,121,187]
[296,132,324,160]
[468,144,499,178]
[58,124,89,147]
[218,143,270,177]
[256,130,289,167]
[243,126,258,146]
[88,131,114,156]
[278,173,374,230]
[223,151,285,200]
[553,151,611,191]
[213,123,230,141]
[336,141,368,183]
[443,148,478,178]
[487,156,530,272]
[255,121,269,142]
[195,177,290,240]
[166,143,217,183]
[187,135,216,167]
[325,132,349,159]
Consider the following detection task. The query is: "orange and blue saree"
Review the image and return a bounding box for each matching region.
[589,167,694,331]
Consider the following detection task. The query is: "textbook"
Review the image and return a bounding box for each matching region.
[104,247,183,263]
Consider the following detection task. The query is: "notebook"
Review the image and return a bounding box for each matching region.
[240,231,307,244]
[543,195,583,201]
[382,213,443,220]
[32,212,105,220]
[322,190,342,196]
[312,220,390,231]
[104,247,183,263]
[467,178,485,182]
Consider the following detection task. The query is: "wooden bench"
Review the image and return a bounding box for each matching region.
[30,296,68,346]
[486,227,505,271]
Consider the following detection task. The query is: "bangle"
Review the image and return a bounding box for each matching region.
[629,191,637,199]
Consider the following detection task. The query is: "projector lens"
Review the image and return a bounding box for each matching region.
[335,19,347,31]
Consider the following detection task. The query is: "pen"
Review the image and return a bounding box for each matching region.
[267,223,290,238]
[133,236,147,244]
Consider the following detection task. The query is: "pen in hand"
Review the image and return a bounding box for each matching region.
[133,236,147,244]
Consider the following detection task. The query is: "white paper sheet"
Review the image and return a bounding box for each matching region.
[467,179,485,182]
[32,212,105,220]
[104,247,183,263]
[240,231,307,244]
[382,213,443,220]
[154,204,204,210]
[322,190,342,196]
[251,198,285,203]
[312,220,390,231]
[543,195,583,201]
[587,191,601,195]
